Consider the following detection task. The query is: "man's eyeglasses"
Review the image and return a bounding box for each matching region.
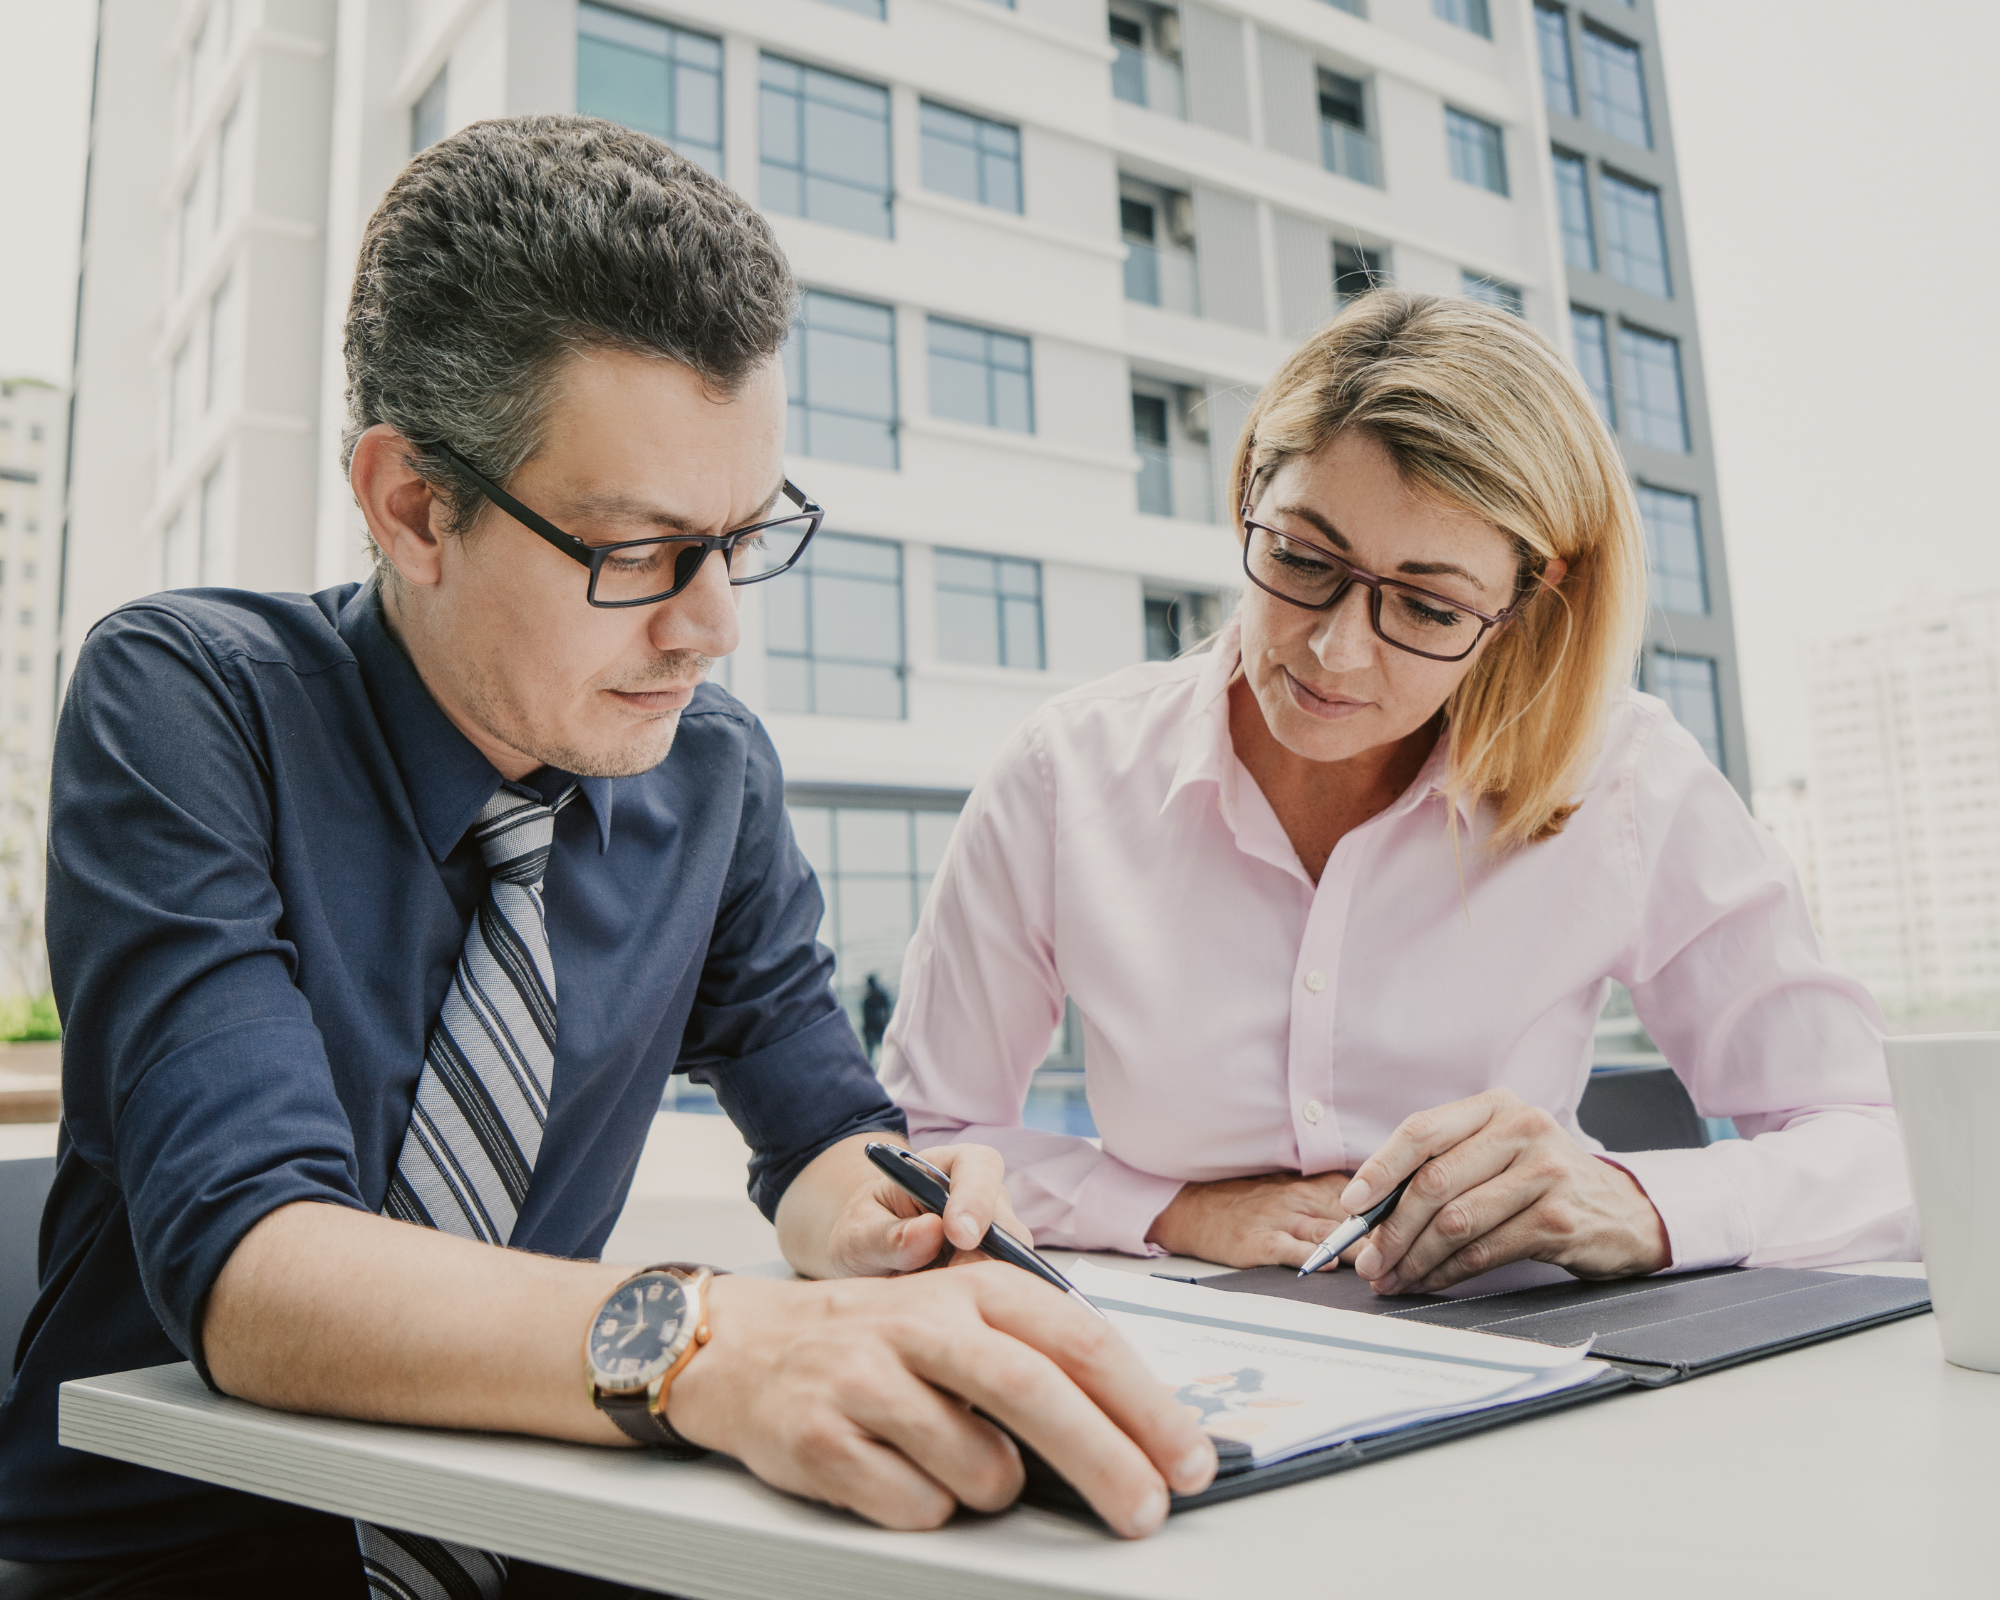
[433,442,823,608]
[1239,508,1520,664]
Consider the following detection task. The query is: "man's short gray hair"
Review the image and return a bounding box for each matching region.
[341,114,797,563]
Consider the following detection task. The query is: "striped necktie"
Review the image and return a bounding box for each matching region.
[358,782,577,1600]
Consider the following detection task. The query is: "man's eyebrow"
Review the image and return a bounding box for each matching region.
[1272,502,1493,596]
[558,479,787,537]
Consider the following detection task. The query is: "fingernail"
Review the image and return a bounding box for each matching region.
[1173,1442,1215,1490]
[1340,1179,1368,1210]
[1129,1487,1167,1537]
[1353,1246,1381,1279]
[949,1216,978,1249]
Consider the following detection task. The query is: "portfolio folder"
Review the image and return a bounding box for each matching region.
[1023,1262,1928,1518]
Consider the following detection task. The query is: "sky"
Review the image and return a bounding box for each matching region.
[2,1,1996,787]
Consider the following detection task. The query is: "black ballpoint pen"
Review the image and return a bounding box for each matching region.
[863,1142,1106,1318]
[1296,1168,1422,1277]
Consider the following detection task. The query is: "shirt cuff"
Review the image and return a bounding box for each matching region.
[1070,1155,1187,1258]
[1598,1148,1752,1273]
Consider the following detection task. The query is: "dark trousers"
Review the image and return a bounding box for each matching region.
[0,1519,666,1600]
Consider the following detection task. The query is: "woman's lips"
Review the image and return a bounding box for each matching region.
[1284,670,1370,721]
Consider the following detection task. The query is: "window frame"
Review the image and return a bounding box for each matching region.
[918,99,1023,214]
[785,289,901,470]
[1445,106,1509,197]
[759,53,895,238]
[765,530,908,719]
[925,316,1035,435]
[934,549,1046,671]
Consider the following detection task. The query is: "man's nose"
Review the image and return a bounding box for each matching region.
[647,547,739,660]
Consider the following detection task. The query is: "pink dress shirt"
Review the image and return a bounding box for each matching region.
[880,622,1919,1270]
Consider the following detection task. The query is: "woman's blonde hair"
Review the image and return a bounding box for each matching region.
[1229,289,1647,852]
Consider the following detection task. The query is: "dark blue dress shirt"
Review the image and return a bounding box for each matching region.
[0,582,903,1559]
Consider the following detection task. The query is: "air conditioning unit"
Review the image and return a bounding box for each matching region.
[1166,192,1196,246]
[1155,10,1182,57]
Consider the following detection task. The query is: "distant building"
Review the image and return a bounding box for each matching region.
[63,0,1744,1021]
[1805,596,2000,1010]
[1751,775,1820,933]
[0,377,64,997]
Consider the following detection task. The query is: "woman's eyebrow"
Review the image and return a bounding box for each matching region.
[1275,503,1493,595]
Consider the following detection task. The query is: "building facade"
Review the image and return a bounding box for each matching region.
[62,0,1745,1024]
[0,378,65,997]
[1803,597,2000,1012]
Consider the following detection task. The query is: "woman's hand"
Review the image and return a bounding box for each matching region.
[1144,1171,1355,1269]
[1341,1088,1671,1294]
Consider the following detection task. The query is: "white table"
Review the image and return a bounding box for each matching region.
[58,1256,1990,1600]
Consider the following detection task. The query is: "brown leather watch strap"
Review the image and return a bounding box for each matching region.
[592,1263,719,1458]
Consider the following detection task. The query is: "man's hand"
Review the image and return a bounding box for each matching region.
[1340,1088,1672,1294]
[1143,1171,1355,1269]
[668,1262,1217,1536]
[777,1135,1029,1280]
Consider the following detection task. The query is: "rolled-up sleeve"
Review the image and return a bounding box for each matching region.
[674,717,904,1218]
[1612,714,1918,1271]
[48,610,367,1367]
[881,715,1183,1254]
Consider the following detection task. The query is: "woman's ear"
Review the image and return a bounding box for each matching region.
[1541,557,1570,590]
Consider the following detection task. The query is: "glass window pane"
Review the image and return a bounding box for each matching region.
[806,292,894,341]
[922,133,981,202]
[580,3,671,53]
[926,318,988,360]
[989,330,1031,372]
[789,805,834,875]
[760,84,801,162]
[577,39,667,139]
[673,62,722,151]
[1599,170,1670,297]
[812,572,902,663]
[832,874,915,979]
[1553,150,1595,272]
[814,661,903,718]
[804,326,896,416]
[806,411,897,469]
[1446,108,1508,196]
[1536,5,1577,117]
[802,99,889,187]
[762,163,803,218]
[1652,653,1722,768]
[764,568,808,652]
[997,559,1038,598]
[811,532,901,580]
[767,652,811,712]
[1617,324,1688,451]
[921,100,977,143]
[1570,306,1615,430]
[760,54,801,91]
[934,550,997,591]
[990,368,1032,433]
[1637,485,1707,614]
[937,587,1001,665]
[914,812,957,874]
[1582,26,1650,148]
[1001,597,1042,668]
[837,809,912,873]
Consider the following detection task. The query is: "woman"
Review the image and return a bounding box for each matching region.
[880,292,1915,1293]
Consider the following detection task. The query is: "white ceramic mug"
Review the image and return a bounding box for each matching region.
[1886,1033,2000,1373]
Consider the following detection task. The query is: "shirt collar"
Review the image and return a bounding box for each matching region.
[338,583,615,860]
[1159,615,1477,834]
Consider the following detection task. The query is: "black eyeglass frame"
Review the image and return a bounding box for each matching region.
[432,442,824,609]
[1238,505,1523,664]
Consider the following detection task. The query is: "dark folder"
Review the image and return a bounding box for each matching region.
[1021,1261,1929,1518]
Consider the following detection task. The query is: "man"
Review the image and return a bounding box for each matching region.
[861,974,893,1060]
[0,118,1213,1597]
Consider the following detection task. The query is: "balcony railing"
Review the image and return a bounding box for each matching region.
[1123,239,1200,316]
[1320,119,1379,186]
[1113,45,1186,118]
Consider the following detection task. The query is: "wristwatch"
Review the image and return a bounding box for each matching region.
[585,1261,716,1457]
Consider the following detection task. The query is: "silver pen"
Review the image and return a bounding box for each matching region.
[1297,1169,1422,1278]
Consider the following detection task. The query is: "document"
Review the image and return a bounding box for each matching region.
[1068,1263,1604,1468]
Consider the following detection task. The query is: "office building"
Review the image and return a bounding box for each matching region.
[1803,597,2000,1011]
[63,0,1745,1020]
[0,377,64,997]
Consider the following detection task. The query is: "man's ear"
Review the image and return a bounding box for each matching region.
[351,426,448,589]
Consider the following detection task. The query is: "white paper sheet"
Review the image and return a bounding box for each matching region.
[1067,1263,1604,1466]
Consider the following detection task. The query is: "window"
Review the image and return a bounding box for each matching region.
[215,99,242,227]
[167,339,195,461]
[1318,70,1378,186]
[1536,5,1577,117]
[1145,591,1216,660]
[1334,242,1385,306]
[1317,0,1366,14]
[205,274,235,412]
[1652,652,1723,768]
[1445,108,1508,196]
[1109,5,1185,118]
[577,5,723,176]
[1433,0,1491,39]
[927,319,1032,433]
[1553,149,1594,271]
[1461,272,1523,317]
[785,291,898,469]
[816,0,886,15]
[1637,485,1707,615]
[936,551,1043,669]
[1581,26,1650,148]
[1131,382,1213,521]
[1617,324,1688,451]
[919,102,1021,212]
[787,798,960,1020]
[1120,180,1198,315]
[1599,170,1670,297]
[760,56,892,238]
[410,67,447,154]
[1571,306,1614,429]
[766,533,904,718]
[176,182,200,294]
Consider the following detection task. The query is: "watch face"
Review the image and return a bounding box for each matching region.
[588,1274,688,1388]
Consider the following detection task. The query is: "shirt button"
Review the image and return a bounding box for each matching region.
[1302,1099,1324,1124]
[1304,970,1326,993]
